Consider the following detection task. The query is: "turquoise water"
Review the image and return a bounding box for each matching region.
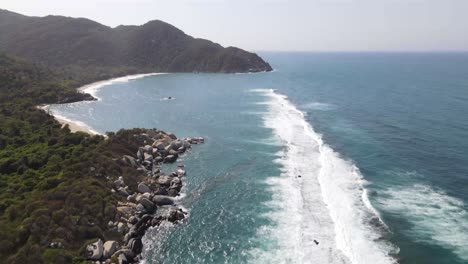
[50,53,468,264]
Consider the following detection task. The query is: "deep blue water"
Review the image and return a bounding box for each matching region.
[51,53,468,264]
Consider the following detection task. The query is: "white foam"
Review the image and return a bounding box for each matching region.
[377,184,468,261]
[249,89,397,264]
[79,73,167,100]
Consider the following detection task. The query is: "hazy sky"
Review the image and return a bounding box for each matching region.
[1,0,468,52]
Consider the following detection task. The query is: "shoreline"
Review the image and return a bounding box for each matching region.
[43,72,166,136]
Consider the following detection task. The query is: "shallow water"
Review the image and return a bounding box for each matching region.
[51,52,468,264]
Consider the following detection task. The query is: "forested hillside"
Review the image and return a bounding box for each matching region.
[0,54,145,263]
[0,9,272,74]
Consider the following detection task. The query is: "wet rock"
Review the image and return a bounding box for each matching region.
[167,209,185,222]
[164,154,177,163]
[127,238,143,254]
[86,239,103,260]
[170,177,182,190]
[175,169,186,176]
[168,149,178,156]
[157,175,173,186]
[137,182,151,193]
[167,188,179,197]
[152,195,174,206]
[103,241,119,259]
[154,187,168,195]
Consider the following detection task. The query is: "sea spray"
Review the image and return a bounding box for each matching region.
[250,89,397,264]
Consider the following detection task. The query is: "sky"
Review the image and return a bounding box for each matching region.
[1,0,468,52]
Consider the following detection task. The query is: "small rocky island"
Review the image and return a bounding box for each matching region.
[83,129,204,263]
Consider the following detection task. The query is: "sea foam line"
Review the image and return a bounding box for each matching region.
[249,89,397,264]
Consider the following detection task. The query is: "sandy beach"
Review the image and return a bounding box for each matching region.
[41,72,165,136]
[54,115,98,135]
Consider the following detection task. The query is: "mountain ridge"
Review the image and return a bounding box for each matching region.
[0,9,272,73]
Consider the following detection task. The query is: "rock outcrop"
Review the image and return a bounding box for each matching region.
[85,129,204,263]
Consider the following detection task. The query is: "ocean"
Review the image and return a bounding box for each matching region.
[49,52,468,264]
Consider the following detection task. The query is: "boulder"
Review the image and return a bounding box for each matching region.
[114,179,124,189]
[118,253,128,264]
[157,175,173,186]
[103,241,119,259]
[176,169,186,176]
[167,209,185,222]
[127,194,137,203]
[117,187,129,197]
[153,142,165,150]
[167,188,179,197]
[127,238,143,254]
[123,155,138,167]
[164,155,177,163]
[168,149,178,156]
[143,153,153,161]
[152,195,174,206]
[86,239,103,260]
[167,133,177,140]
[136,203,146,213]
[154,156,164,163]
[154,187,168,195]
[128,216,139,225]
[140,198,156,213]
[112,248,134,261]
[117,222,126,234]
[137,182,151,194]
[182,140,191,149]
[143,145,153,154]
[170,177,182,190]
[117,206,134,216]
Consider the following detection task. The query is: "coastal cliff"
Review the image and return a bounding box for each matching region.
[0,9,272,74]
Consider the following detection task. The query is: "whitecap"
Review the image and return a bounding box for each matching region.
[377,184,468,261]
[249,89,397,264]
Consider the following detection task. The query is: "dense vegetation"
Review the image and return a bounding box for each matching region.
[0,9,273,262]
[0,9,272,74]
[0,54,149,263]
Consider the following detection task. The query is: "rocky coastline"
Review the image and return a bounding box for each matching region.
[83,129,204,264]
